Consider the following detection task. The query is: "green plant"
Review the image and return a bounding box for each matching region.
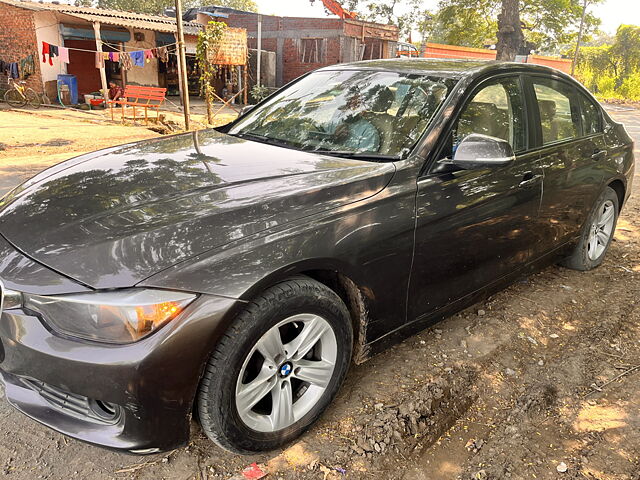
[250,85,270,103]
[619,73,640,101]
[196,21,228,124]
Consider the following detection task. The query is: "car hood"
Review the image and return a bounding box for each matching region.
[0,130,395,289]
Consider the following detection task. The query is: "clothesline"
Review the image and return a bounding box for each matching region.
[42,41,178,55]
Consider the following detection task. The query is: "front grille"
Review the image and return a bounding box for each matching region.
[20,377,121,425]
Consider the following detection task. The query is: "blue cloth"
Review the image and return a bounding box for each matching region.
[130,51,145,67]
[8,62,19,79]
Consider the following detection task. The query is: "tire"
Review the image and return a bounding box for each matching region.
[197,277,353,454]
[25,89,41,109]
[4,89,26,108]
[561,186,619,271]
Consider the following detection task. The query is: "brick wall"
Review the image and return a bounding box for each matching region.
[282,37,341,84]
[0,4,43,93]
[224,13,399,85]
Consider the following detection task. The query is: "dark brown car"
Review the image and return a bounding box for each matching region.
[0,59,634,454]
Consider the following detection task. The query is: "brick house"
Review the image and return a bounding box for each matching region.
[0,0,202,97]
[185,8,399,87]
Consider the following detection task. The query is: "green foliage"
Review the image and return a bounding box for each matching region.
[619,73,640,101]
[208,0,258,11]
[426,2,497,47]
[94,0,171,14]
[420,0,602,54]
[196,21,227,124]
[78,0,257,15]
[250,85,271,103]
[575,25,640,100]
[344,0,432,38]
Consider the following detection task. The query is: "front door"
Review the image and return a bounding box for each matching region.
[407,75,543,321]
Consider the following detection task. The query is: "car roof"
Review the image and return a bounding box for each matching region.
[317,58,564,80]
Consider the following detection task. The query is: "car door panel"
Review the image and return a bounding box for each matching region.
[407,75,542,322]
[408,152,542,320]
[530,78,607,255]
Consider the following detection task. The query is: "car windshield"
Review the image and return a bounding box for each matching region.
[229,69,455,159]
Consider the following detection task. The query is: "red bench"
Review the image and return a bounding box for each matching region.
[108,85,167,125]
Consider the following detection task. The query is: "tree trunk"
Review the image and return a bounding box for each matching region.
[206,86,214,125]
[496,0,523,61]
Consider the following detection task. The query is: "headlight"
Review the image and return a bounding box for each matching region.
[23,289,197,344]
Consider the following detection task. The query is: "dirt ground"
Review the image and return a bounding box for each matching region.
[0,106,639,480]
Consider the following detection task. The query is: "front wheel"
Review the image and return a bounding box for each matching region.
[4,89,26,108]
[561,186,619,271]
[197,277,353,453]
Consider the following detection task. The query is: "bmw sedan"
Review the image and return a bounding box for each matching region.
[0,59,634,454]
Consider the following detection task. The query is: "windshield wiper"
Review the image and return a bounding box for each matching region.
[232,132,297,149]
[309,150,400,161]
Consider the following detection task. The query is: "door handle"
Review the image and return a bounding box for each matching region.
[591,149,607,161]
[519,172,542,188]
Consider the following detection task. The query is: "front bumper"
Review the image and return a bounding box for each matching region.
[0,295,237,453]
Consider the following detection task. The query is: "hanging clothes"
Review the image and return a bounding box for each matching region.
[8,62,19,79]
[49,45,59,63]
[156,46,169,63]
[144,49,154,63]
[41,41,50,63]
[119,52,133,70]
[58,47,69,64]
[130,50,144,67]
[19,55,34,79]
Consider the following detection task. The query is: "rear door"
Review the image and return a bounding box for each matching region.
[527,77,607,257]
[407,75,543,321]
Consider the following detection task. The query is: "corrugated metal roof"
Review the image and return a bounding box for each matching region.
[0,0,203,35]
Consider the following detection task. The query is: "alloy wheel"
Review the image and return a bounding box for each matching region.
[587,199,615,261]
[235,313,337,433]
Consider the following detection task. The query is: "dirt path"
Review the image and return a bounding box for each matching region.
[0,107,638,480]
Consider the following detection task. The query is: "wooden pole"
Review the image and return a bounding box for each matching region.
[93,22,109,102]
[243,64,248,105]
[174,0,191,130]
[257,14,262,88]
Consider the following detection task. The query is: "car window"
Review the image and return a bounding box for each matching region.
[453,78,526,154]
[580,94,602,135]
[533,81,581,145]
[229,70,455,158]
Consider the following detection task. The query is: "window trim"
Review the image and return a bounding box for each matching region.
[524,73,605,152]
[424,73,530,176]
[577,91,604,137]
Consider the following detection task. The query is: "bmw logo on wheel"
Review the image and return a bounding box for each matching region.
[279,362,293,378]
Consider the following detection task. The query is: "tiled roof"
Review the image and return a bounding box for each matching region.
[0,0,203,35]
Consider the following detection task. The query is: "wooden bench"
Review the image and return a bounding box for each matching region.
[108,85,167,125]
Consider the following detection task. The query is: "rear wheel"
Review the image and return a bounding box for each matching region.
[4,89,26,108]
[197,277,353,453]
[561,186,619,271]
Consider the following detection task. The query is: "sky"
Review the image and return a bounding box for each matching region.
[254,0,640,35]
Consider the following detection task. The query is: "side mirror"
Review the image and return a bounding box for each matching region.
[451,134,515,169]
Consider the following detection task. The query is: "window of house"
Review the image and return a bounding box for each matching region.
[300,38,326,64]
[533,81,581,145]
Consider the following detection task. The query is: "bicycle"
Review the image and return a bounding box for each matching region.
[4,78,49,109]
